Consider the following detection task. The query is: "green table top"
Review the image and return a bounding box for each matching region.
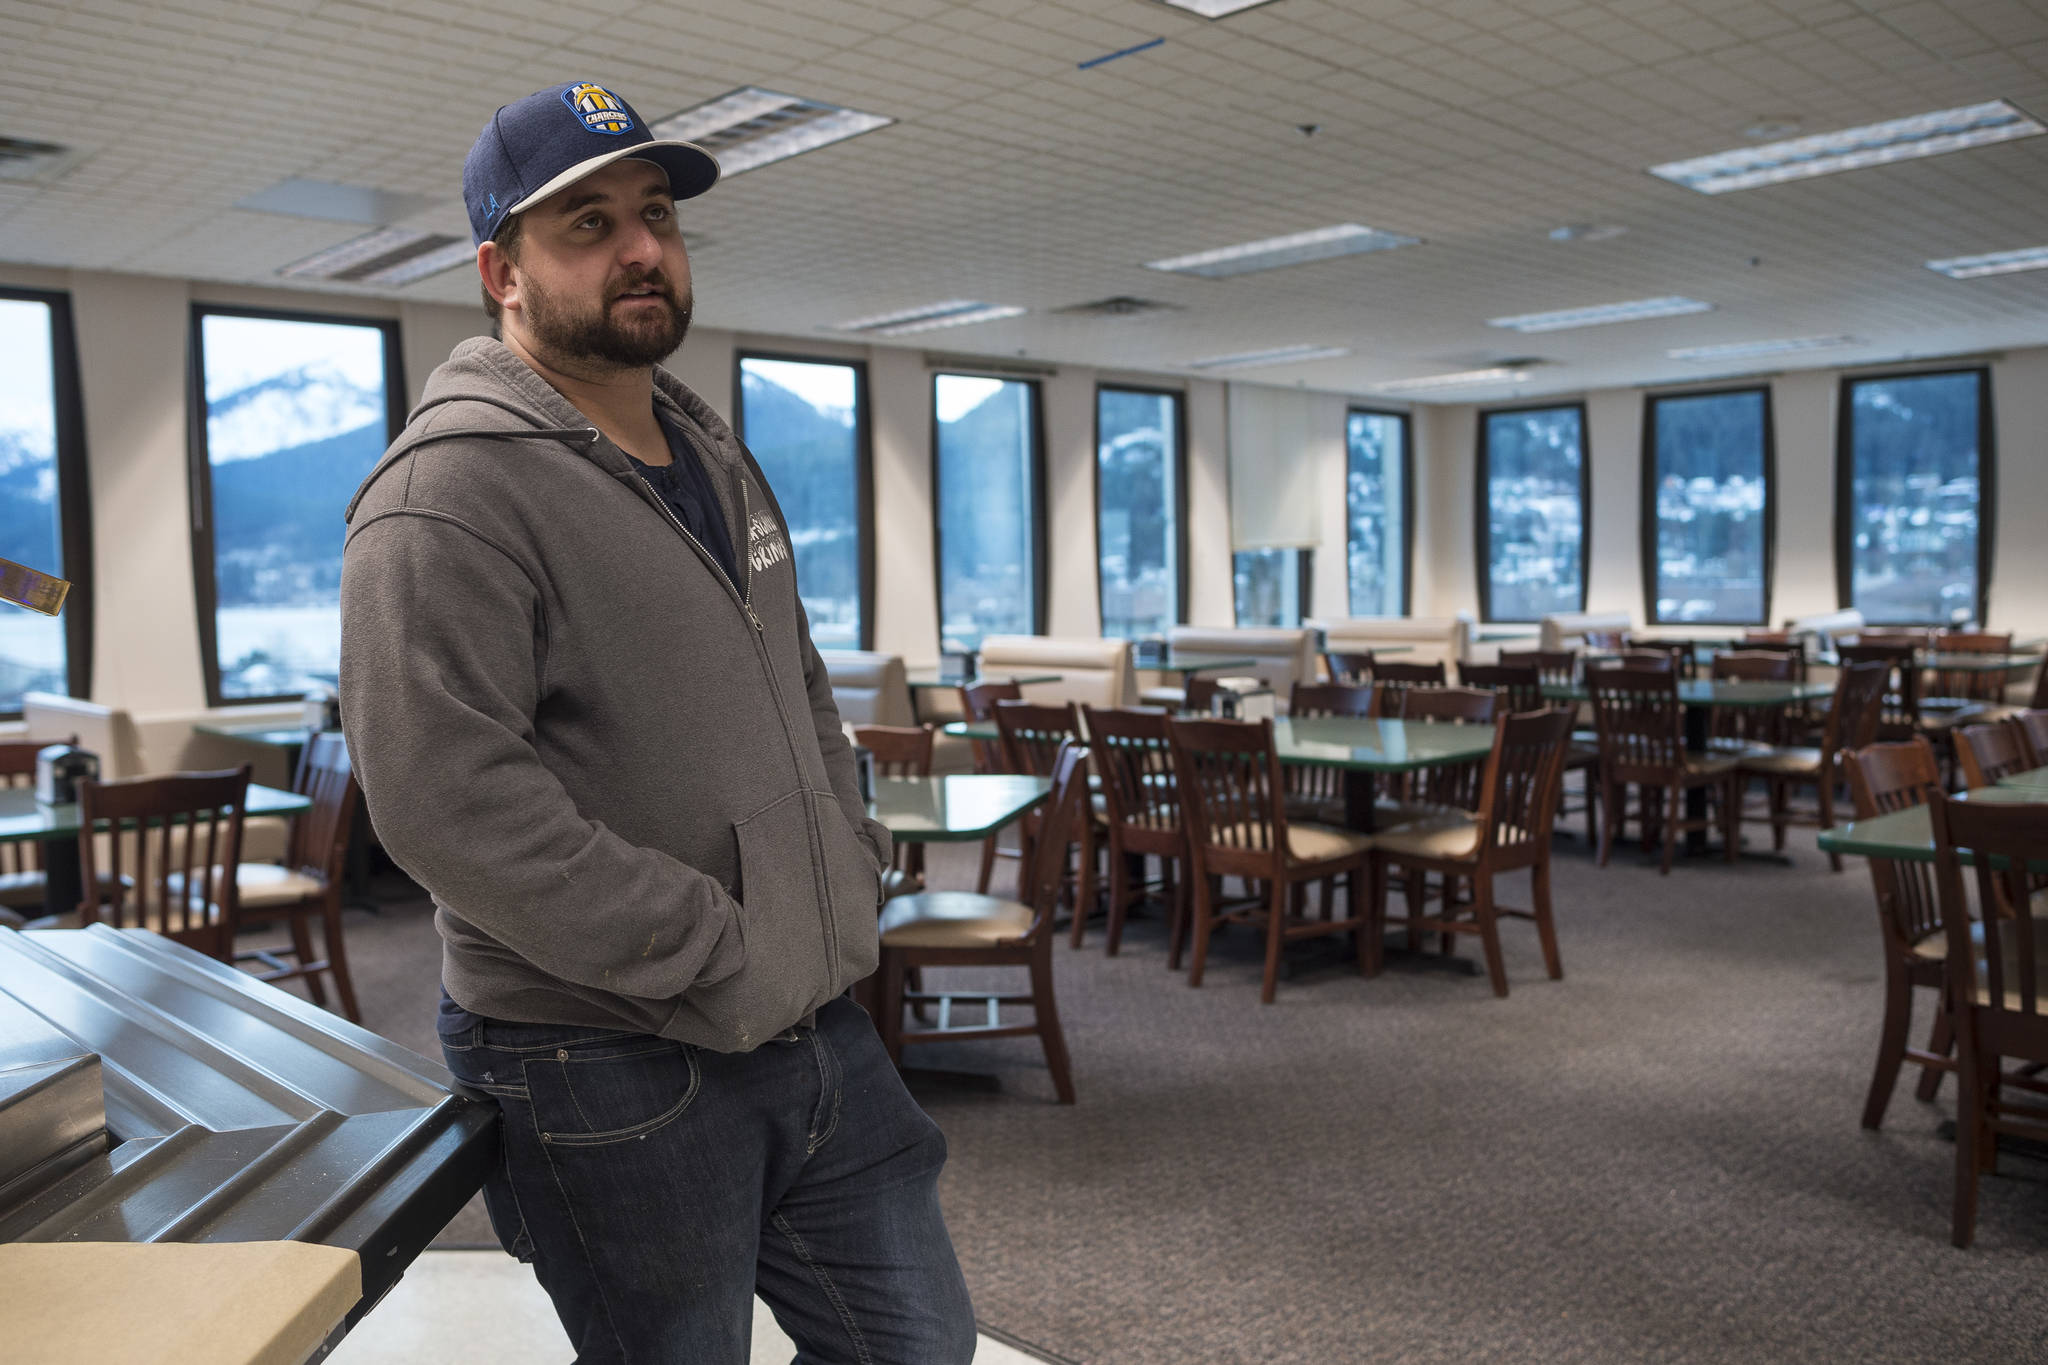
[1995,766,2048,793]
[1544,679,1834,708]
[0,785,311,843]
[1133,653,1259,677]
[942,716,1496,773]
[194,721,320,748]
[1816,785,2048,864]
[866,774,1049,841]
[1816,651,2042,673]
[903,670,1062,690]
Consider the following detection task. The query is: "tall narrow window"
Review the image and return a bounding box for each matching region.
[1096,386,1182,639]
[736,354,869,649]
[935,374,1040,653]
[0,289,89,714]
[1233,548,1308,628]
[1645,388,1771,625]
[1839,368,1990,625]
[1479,403,1586,622]
[192,308,401,703]
[1346,408,1409,616]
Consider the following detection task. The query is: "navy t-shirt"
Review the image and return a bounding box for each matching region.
[438,411,743,1040]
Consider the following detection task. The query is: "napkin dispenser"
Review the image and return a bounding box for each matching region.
[36,745,99,806]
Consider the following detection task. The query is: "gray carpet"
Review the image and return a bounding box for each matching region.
[323,826,2048,1363]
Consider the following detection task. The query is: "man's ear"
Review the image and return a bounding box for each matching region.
[478,240,519,315]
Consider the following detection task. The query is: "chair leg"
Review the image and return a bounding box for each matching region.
[1582,766,1598,844]
[1260,877,1289,1004]
[1188,873,1216,989]
[1365,855,1387,976]
[1862,962,1913,1129]
[1820,778,1842,873]
[1029,946,1076,1104]
[1167,857,1191,971]
[1952,1031,1986,1248]
[1915,1005,1953,1102]
[1531,858,1562,981]
[1660,784,1680,876]
[1070,823,1098,949]
[975,834,997,894]
[319,897,361,1023]
[1348,866,1369,976]
[877,951,908,1065]
[1721,775,1739,863]
[1103,844,1130,957]
[1472,869,1508,998]
[1403,863,1426,952]
[1596,776,1617,868]
[1767,777,1788,851]
[287,913,327,1009]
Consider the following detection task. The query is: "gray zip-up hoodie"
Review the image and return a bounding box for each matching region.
[339,337,889,1052]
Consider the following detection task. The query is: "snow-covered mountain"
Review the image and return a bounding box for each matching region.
[206,364,383,462]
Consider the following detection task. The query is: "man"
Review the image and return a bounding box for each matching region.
[339,81,975,1364]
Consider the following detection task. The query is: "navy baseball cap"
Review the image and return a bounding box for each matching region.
[463,82,720,246]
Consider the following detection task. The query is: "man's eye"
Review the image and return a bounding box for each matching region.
[646,204,672,222]
[576,214,604,230]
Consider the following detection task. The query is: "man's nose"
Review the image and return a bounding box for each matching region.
[615,217,664,271]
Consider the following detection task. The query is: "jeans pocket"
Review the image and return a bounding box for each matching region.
[522,1039,701,1148]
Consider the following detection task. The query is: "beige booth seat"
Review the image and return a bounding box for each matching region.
[978,635,1139,709]
[816,650,915,728]
[1311,614,1473,670]
[1539,611,1634,653]
[1148,625,1316,710]
[1786,608,1865,646]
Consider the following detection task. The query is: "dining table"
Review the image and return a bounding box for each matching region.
[1817,784,2048,867]
[866,773,1050,842]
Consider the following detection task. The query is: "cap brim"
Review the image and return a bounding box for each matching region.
[507,140,721,218]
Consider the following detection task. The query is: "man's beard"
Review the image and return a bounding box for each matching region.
[523,267,692,369]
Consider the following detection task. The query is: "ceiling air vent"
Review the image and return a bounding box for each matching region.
[0,136,78,183]
[1052,296,1183,318]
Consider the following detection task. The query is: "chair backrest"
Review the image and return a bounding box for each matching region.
[1372,660,1447,694]
[1017,742,1094,942]
[993,700,1083,778]
[1588,669,1684,776]
[1472,708,1575,861]
[2031,654,2048,711]
[958,680,1022,772]
[1743,630,1793,644]
[1182,676,1222,715]
[1167,625,1315,700]
[76,765,252,959]
[1838,643,1921,736]
[1711,650,1794,682]
[1539,610,1631,653]
[287,734,358,883]
[1726,637,1807,680]
[978,635,1138,709]
[2019,709,2048,768]
[1166,716,1288,880]
[1082,706,1181,838]
[1843,738,1943,956]
[1630,638,1701,679]
[1955,721,2032,790]
[1929,631,2015,703]
[1288,682,1376,718]
[1821,660,1891,758]
[1322,650,1374,685]
[817,650,915,728]
[1397,685,1497,725]
[1936,631,2012,654]
[1458,663,1543,715]
[1590,649,1674,673]
[852,724,935,778]
[1498,650,1577,687]
[1930,792,2048,1028]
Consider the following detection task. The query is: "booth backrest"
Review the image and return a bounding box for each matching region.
[1785,608,1865,644]
[1310,615,1473,670]
[979,635,1137,709]
[1539,611,1633,652]
[1167,625,1317,701]
[817,650,914,728]
[23,693,145,778]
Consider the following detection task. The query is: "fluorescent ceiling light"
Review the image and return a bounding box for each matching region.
[834,300,1025,336]
[1147,223,1419,278]
[1668,335,1857,361]
[1187,343,1350,370]
[1489,296,1712,333]
[279,227,469,283]
[1649,99,2046,194]
[1372,366,1532,392]
[1152,0,1282,16]
[1925,245,2048,279]
[650,87,891,175]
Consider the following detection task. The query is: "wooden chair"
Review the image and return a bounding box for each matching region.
[993,699,1097,929]
[1735,659,1889,869]
[959,679,1023,894]
[1627,637,1700,679]
[1842,739,1955,1128]
[853,723,935,899]
[1955,720,2033,791]
[1370,708,1574,997]
[1929,631,2015,714]
[71,766,252,961]
[1182,676,1222,715]
[1589,649,1676,673]
[1394,685,1498,811]
[1371,660,1446,710]
[1588,670,1739,873]
[1466,661,1594,839]
[875,741,1085,1103]
[1498,650,1578,688]
[1458,663,1543,716]
[1708,650,1796,754]
[1167,716,1372,1004]
[1928,791,2048,1246]
[1500,650,1596,838]
[2031,653,2048,711]
[1082,705,1190,964]
[1838,643,1922,742]
[1284,682,1378,826]
[0,735,85,917]
[2017,709,2048,768]
[226,735,363,1021]
[1323,650,1375,685]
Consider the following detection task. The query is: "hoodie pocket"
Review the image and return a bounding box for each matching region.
[692,790,834,1050]
[813,795,883,991]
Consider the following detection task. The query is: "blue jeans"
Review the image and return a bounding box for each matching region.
[440,996,975,1364]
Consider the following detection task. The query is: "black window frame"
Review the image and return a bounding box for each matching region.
[1231,546,1313,629]
[1833,365,1995,627]
[0,286,94,714]
[730,348,877,652]
[929,370,1049,651]
[187,302,405,708]
[1344,405,1415,617]
[1092,381,1190,640]
[1639,384,1776,628]
[1475,399,1591,624]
